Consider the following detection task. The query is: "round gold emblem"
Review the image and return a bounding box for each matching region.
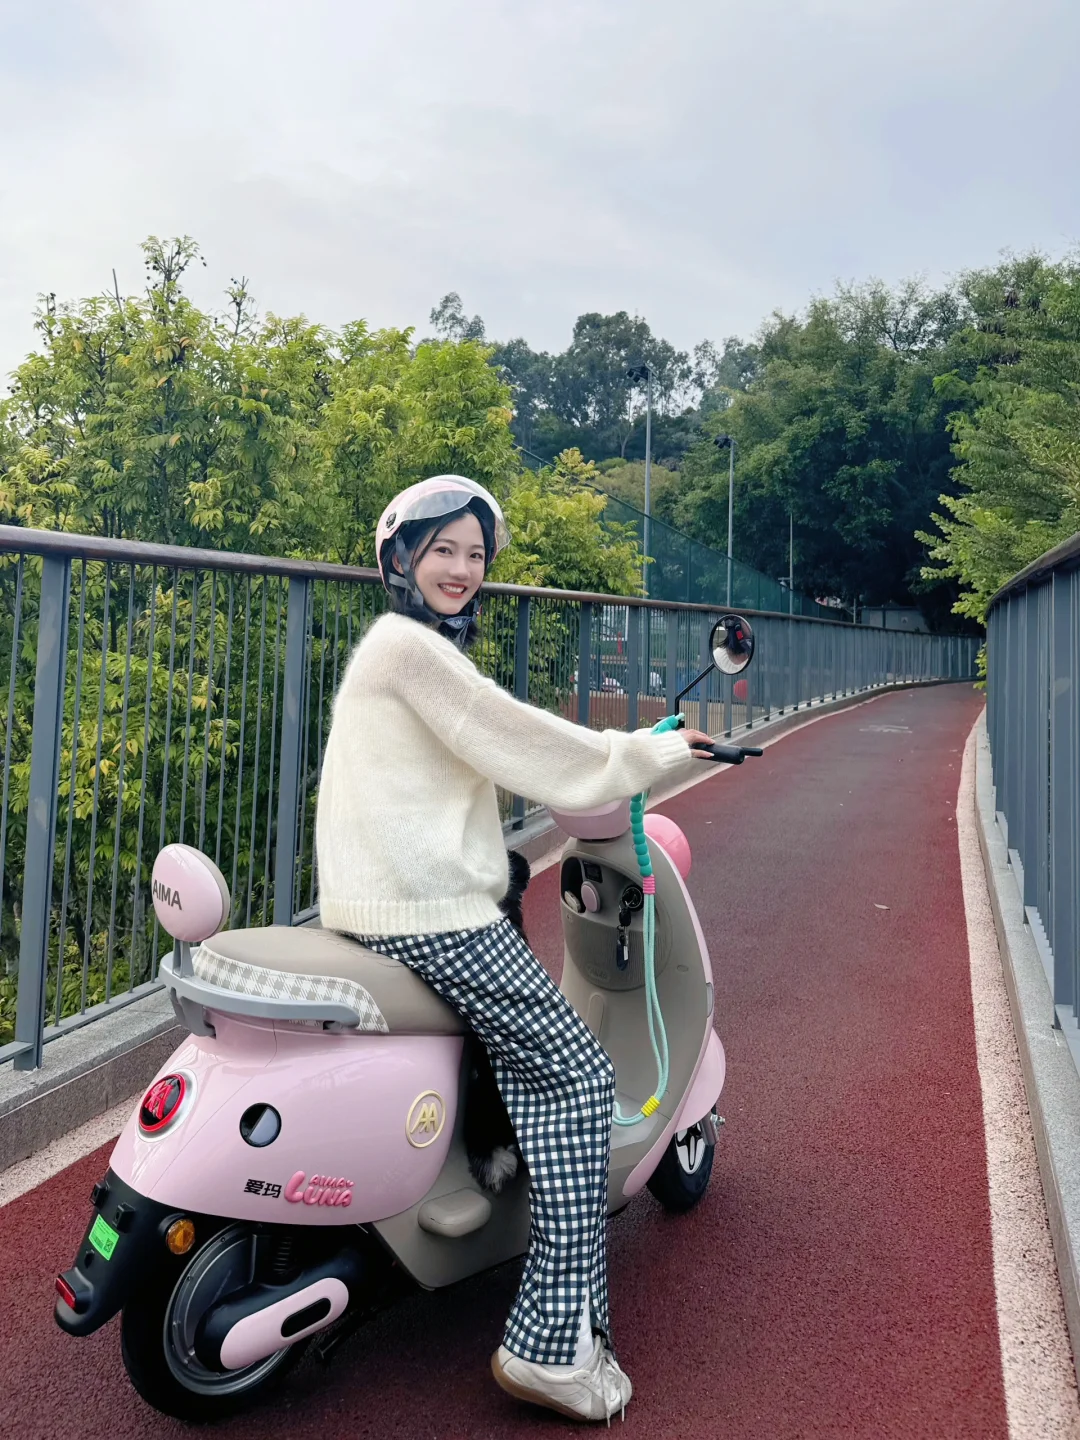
[406,1090,446,1148]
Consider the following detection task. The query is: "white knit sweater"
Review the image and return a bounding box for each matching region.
[315,612,695,937]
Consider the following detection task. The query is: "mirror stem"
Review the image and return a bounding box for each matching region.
[674,662,716,711]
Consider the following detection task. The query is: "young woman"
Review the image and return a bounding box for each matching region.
[315,475,713,1424]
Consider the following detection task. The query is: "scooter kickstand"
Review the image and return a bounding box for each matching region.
[701,1111,724,1147]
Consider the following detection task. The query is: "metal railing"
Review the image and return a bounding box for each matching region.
[985,532,1080,1068]
[0,525,980,1068]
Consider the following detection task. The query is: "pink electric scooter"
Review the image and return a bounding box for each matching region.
[54,617,760,1421]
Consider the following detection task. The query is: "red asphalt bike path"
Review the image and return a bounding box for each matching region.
[0,683,1001,1440]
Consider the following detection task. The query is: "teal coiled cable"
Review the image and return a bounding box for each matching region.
[612,713,682,1126]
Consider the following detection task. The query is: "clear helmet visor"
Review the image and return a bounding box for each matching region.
[382,477,510,555]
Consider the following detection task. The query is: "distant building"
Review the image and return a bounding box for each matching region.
[858,604,929,633]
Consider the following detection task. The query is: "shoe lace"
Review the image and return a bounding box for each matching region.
[596,1351,626,1426]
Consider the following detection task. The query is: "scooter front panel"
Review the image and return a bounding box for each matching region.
[557,829,723,1201]
[110,1015,462,1225]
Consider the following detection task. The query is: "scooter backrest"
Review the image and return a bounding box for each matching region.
[151,844,231,942]
[547,798,631,841]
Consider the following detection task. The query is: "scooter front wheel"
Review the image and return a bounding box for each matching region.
[120,1224,308,1422]
[645,1118,715,1213]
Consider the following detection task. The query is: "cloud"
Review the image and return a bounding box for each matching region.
[1,0,1078,379]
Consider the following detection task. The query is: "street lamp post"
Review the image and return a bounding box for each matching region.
[714,433,736,605]
[626,363,654,596]
[789,510,794,615]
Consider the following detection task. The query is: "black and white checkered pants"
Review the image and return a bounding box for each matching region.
[356,918,616,1365]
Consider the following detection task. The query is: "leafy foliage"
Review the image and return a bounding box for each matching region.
[918,257,1080,619]
[460,266,1078,624]
[671,282,972,620]
[485,308,704,465]
[495,450,643,595]
[0,242,643,1044]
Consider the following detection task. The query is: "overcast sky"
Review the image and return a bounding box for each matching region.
[1,0,1078,380]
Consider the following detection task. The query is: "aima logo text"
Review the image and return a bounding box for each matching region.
[153,879,183,910]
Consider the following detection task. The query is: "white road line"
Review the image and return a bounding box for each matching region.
[0,1095,135,1208]
[958,722,1080,1437]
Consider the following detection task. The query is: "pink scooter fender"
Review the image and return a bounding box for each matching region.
[621,1033,726,1200]
[110,1013,462,1225]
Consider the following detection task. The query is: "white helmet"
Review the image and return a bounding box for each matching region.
[375,476,510,647]
[375,476,509,589]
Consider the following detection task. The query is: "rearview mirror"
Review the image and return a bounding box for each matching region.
[710,615,755,676]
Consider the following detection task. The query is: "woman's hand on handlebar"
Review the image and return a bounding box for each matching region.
[680,729,717,760]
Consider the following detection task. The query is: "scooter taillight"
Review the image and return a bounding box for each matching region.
[55,1274,77,1310]
[138,1071,193,1135]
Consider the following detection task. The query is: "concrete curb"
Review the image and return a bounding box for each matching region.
[972,713,1080,1381]
[0,677,965,1173]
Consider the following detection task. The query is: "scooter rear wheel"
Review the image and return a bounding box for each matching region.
[120,1224,308,1422]
[645,1119,715,1213]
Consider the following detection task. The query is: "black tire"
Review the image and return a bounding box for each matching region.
[645,1118,715,1213]
[120,1228,308,1423]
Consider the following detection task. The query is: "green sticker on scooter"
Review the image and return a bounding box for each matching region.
[89,1214,119,1261]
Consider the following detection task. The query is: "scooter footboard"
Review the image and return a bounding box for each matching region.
[110,1017,463,1225]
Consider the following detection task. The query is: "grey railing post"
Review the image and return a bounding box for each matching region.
[273,577,310,925]
[512,596,531,828]
[626,604,640,732]
[701,616,713,733]
[15,555,71,1069]
[1021,589,1040,908]
[665,609,679,715]
[792,618,801,710]
[577,602,592,727]
[1050,569,1076,1010]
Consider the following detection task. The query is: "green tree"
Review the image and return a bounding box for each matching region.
[488,336,555,458]
[428,292,487,343]
[487,311,706,465]
[549,312,691,460]
[0,238,334,555]
[673,281,970,619]
[495,449,643,595]
[0,241,651,1043]
[318,326,519,565]
[919,255,1080,619]
[593,457,682,524]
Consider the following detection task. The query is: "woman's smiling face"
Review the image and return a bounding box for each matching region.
[409,512,487,614]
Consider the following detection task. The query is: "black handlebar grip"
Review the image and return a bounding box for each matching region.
[707,744,746,764]
[689,741,764,763]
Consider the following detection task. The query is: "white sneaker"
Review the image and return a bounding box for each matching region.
[492,1336,630,1424]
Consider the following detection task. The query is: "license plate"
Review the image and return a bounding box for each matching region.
[88,1214,119,1261]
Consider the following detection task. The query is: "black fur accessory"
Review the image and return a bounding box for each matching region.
[464,850,530,1192]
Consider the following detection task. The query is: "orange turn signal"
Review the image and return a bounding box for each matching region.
[165,1217,196,1256]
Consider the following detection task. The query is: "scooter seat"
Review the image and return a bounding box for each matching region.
[192,925,467,1036]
